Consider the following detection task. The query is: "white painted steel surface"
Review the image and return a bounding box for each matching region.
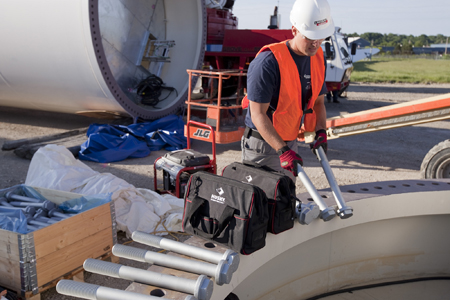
[0,0,206,120]
[187,179,450,300]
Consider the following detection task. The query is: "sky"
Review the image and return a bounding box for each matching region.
[231,0,450,37]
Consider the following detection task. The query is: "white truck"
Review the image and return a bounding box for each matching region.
[322,27,357,102]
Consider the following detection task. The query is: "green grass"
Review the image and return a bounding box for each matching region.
[351,57,450,84]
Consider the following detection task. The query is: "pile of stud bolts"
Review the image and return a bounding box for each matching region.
[57,232,240,300]
[0,189,74,232]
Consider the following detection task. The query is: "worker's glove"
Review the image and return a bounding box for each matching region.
[278,145,303,177]
[310,129,328,155]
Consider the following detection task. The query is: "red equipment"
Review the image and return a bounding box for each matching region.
[153,120,217,198]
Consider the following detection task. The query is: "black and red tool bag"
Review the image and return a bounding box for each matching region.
[182,171,269,255]
[222,162,296,234]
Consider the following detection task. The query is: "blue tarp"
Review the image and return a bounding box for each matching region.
[0,185,49,234]
[79,115,187,163]
[0,207,28,234]
[59,193,112,213]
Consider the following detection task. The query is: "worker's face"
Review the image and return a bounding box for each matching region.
[290,26,324,56]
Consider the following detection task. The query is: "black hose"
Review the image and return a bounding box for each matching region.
[135,74,178,107]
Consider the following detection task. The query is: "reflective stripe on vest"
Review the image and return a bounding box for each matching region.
[242,40,325,141]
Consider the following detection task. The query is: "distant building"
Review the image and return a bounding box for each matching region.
[430,44,449,48]
[348,37,371,48]
[381,46,447,55]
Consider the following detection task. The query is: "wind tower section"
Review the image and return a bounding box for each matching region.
[0,0,206,120]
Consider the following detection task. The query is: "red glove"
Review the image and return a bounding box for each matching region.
[278,145,303,177]
[310,129,328,155]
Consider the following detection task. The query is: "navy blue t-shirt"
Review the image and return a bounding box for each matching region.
[245,42,328,129]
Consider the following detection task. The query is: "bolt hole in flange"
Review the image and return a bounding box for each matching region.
[204,242,216,248]
[150,289,166,297]
[360,188,369,191]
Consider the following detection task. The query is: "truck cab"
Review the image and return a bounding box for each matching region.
[322,27,357,102]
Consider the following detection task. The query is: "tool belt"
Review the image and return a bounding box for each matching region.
[243,127,265,141]
[243,127,294,143]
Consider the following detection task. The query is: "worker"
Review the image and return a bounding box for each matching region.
[241,0,334,182]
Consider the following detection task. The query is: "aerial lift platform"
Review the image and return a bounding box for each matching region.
[185,69,247,145]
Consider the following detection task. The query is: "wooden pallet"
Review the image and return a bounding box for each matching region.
[0,187,117,299]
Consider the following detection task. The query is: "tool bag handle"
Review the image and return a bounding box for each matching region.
[187,198,236,239]
[241,160,279,172]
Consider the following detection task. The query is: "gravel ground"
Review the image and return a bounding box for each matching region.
[0,82,450,299]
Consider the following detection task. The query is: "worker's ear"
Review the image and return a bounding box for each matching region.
[291,26,298,37]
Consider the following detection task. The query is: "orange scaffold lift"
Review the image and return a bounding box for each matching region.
[185,69,247,145]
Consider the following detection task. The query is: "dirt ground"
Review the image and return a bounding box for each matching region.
[1,82,450,299]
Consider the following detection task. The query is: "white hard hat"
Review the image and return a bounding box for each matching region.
[290,0,335,40]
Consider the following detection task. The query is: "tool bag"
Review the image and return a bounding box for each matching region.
[182,171,269,255]
[163,149,210,167]
[222,162,296,234]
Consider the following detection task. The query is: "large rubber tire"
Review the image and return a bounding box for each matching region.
[420,139,450,179]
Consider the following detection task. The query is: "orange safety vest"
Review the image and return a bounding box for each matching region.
[242,41,325,141]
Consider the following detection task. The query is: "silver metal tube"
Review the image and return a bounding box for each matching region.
[36,216,59,224]
[112,244,232,285]
[316,147,353,219]
[27,224,40,232]
[56,280,172,300]
[132,231,239,273]
[48,208,73,219]
[296,164,327,210]
[297,164,336,221]
[6,191,42,203]
[28,219,50,228]
[0,200,14,207]
[9,200,56,210]
[83,259,212,300]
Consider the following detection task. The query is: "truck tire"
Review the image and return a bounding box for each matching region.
[420,139,450,179]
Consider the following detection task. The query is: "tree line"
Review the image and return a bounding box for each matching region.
[346,32,449,48]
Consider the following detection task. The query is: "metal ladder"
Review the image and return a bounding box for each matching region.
[144,40,175,77]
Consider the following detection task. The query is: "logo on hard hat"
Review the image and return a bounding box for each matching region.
[314,18,328,26]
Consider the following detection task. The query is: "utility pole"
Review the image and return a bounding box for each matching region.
[369,39,373,61]
[445,37,448,55]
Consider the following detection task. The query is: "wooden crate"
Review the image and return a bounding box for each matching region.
[0,187,117,299]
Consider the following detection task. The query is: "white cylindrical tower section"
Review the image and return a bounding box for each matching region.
[0,0,206,120]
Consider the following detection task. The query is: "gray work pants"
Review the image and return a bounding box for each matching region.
[241,135,298,183]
